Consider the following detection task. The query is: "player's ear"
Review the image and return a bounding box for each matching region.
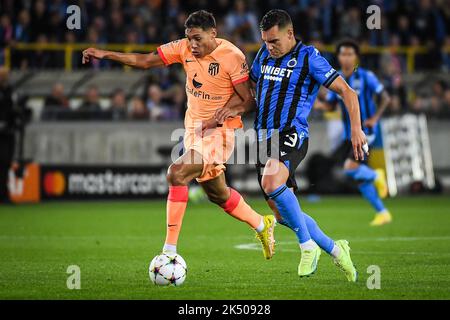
[210,28,217,39]
[287,27,294,40]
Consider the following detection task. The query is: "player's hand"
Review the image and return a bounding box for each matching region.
[363,116,378,129]
[201,118,219,136]
[351,128,368,161]
[82,48,106,64]
[214,106,238,124]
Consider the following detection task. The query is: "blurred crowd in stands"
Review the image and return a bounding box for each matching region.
[408,79,450,118]
[0,0,450,121]
[39,75,450,121]
[314,77,450,119]
[1,0,449,69]
[41,76,186,121]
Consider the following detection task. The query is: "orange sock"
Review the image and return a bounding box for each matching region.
[164,186,188,250]
[220,188,262,229]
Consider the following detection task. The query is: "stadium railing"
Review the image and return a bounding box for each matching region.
[5,43,449,73]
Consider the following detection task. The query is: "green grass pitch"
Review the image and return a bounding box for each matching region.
[1,196,449,300]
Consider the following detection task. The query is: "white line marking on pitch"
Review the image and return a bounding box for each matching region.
[235,236,450,255]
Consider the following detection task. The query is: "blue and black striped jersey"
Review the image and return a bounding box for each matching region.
[250,40,339,140]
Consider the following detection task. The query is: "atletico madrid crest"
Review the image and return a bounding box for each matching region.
[208,62,220,76]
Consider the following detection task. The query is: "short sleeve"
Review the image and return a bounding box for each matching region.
[225,50,250,86]
[365,70,384,95]
[157,39,184,66]
[308,47,339,88]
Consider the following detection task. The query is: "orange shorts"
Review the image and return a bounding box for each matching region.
[184,127,235,183]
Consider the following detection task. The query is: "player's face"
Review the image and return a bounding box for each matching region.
[338,47,358,70]
[261,25,294,58]
[185,27,217,58]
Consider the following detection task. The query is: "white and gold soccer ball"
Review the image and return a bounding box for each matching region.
[149,253,187,286]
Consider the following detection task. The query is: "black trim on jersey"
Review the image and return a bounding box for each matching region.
[285,53,309,129]
[364,92,373,135]
[261,58,283,129]
[255,55,270,127]
[342,105,351,135]
[323,70,339,88]
[299,76,317,120]
[307,78,317,95]
[353,72,365,133]
[273,44,303,129]
[254,45,265,61]
[250,45,266,83]
[362,71,374,135]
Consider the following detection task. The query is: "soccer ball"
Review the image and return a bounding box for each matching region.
[149,253,187,286]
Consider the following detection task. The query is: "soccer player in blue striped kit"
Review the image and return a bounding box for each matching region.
[211,10,368,281]
[321,39,392,227]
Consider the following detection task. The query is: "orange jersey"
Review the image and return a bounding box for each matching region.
[157,38,249,131]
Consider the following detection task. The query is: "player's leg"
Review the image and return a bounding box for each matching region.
[261,159,323,276]
[259,132,357,280]
[267,197,333,253]
[200,173,262,229]
[257,131,320,275]
[261,160,312,246]
[265,189,357,281]
[343,158,392,226]
[199,173,276,259]
[163,149,204,254]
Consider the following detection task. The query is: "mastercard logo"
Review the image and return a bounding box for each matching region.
[43,171,66,196]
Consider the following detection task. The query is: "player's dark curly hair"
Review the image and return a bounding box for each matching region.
[336,39,360,56]
[259,9,293,31]
[184,10,216,30]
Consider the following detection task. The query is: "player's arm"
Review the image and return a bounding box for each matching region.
[308,47,367,160]
[201,81,255,132]
[214,80,256,124]
[364,90,391,128]
[82,48,165,69]
[328,76,367,160]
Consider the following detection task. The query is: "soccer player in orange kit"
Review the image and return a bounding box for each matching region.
[82,10,276,259]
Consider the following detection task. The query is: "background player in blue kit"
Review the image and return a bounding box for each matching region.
[320,39,392,227]
[212,10,368,281]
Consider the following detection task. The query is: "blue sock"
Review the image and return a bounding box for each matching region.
[345,164,386,213]
[358,182,386,213]
[275,217,291,229]
[344,164,376,182]
[277,213,335,254]
[268,185,311,244]
[303,212,335,254]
